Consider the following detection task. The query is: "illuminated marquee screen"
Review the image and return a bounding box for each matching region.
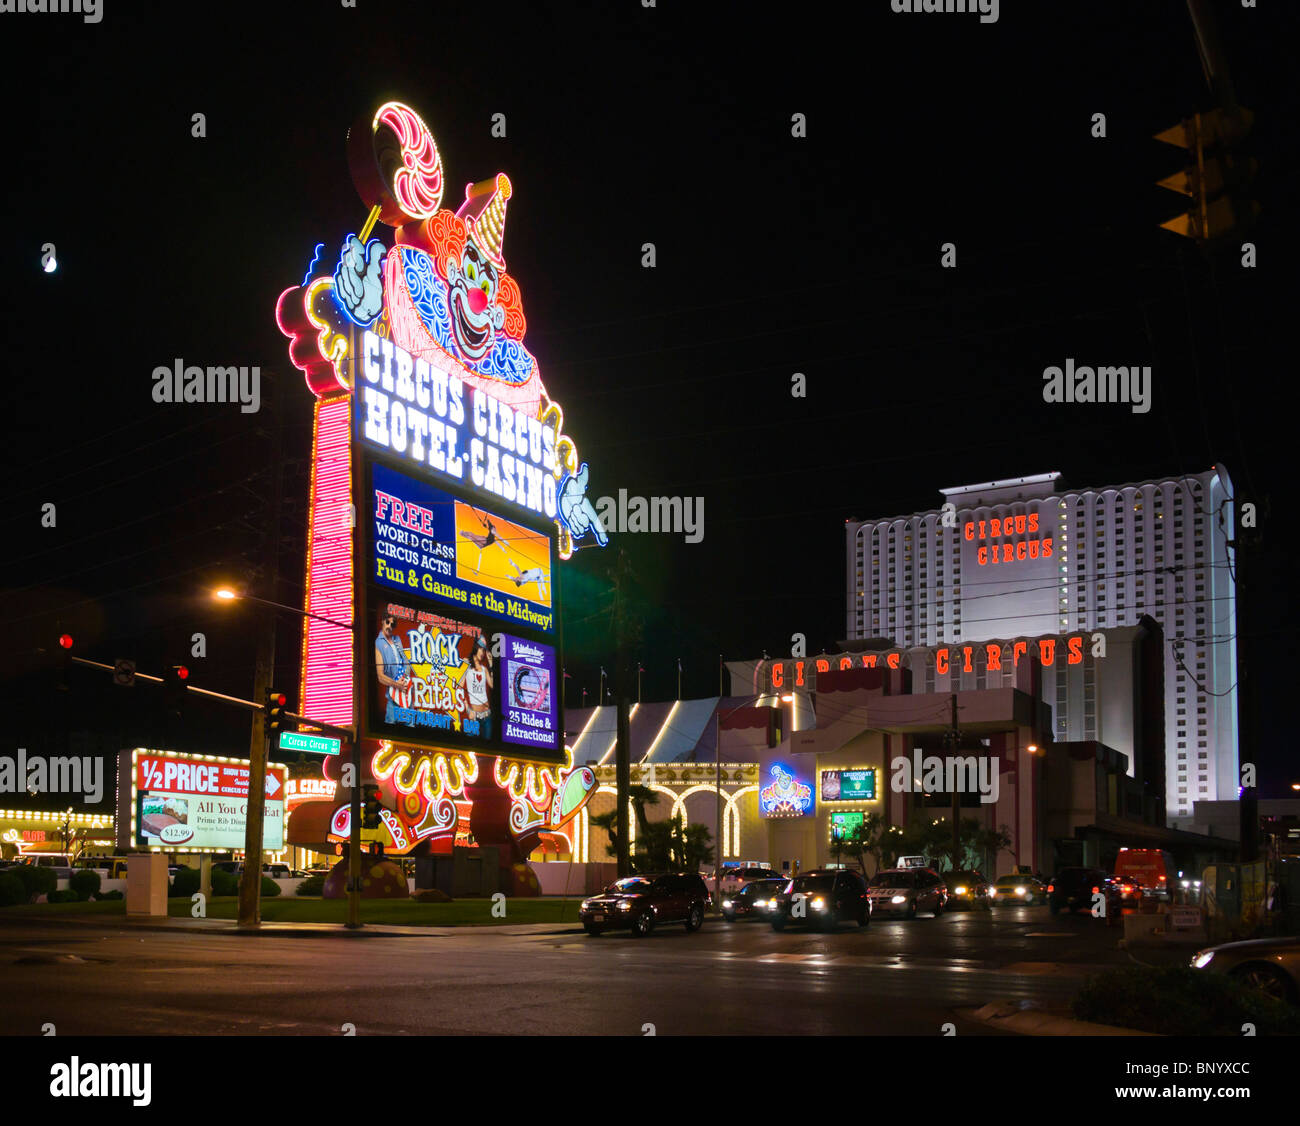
[366,593,561,761]
[356,330,560,526]
[821,769,876,802]
[369,458,554,635]
[132,752,286,852]
[829,811,865,840]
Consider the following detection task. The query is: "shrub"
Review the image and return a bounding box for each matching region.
[1073,966,1300,1037]
[0,873,26,907]
[96,889,124,901]
[295,873,326,896]
[261,875,281,897]
[169,866,200,898]
[13,865,56,902]
[46,889,77,903]
[210,868,239,896]
[70,870,101,900]
[414,888,453,903]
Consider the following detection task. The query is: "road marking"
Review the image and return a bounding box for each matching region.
[1025,932,1075,938]
[756,953,829,963]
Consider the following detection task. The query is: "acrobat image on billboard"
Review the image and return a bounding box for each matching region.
[370,459,555,635]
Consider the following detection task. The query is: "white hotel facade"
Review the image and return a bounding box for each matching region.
[845,468,1237,828]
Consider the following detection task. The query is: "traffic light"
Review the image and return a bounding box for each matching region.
[361,784,382,830]
[164,664,189,717]
[56,633,73,691]
[1155,106,1258,243]
[265,689,287,733]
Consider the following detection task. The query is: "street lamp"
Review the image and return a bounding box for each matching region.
[213,587,353,631]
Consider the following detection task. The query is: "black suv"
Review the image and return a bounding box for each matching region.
[580,873,710,937]
[1047,867,1119,916]
[770,869,870,931]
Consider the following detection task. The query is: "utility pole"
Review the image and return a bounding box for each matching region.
[949,693,960,873]
[237,371,284,928]
[613,550,631,878]
[1232,498,1262,865]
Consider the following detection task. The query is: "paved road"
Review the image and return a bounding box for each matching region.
[0,903,1137,1036]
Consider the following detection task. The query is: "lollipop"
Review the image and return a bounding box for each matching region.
[346,101,445,237]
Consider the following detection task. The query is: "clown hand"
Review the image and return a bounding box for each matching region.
[559,465,609,547]
[334,234,385,325]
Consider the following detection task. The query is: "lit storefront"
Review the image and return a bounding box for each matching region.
[0,808,115,860]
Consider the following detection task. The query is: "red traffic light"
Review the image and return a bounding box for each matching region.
[174,665,189,680]
[58,634,73,649]
[269,692,286,706]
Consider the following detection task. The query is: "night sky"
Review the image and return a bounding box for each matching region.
[1,1,1294,796]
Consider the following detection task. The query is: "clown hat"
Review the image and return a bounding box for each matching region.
[456,173,512,271]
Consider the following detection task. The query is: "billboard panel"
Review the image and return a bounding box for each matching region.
[365,592,562,762]
[369,459,554,634]
[130,751,286,852]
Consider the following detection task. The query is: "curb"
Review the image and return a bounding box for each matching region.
[958,1003,1158,1036]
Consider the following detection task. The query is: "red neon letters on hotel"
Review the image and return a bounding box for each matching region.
[965,514,1052,566]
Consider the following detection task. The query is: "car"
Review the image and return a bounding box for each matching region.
[263,863,292,879]
[213,860,242,875]
[721,878,787,922]
[1191,936,1300,1006]
[944,870,993,910]
[27,855,74,880]
[76,856,130,880]
[1047,867,1119,916]
[1113,847,1175,902]
[770,870,870,931]
[580,874,710,937]
[992,873,1047,905]
[1107,874,1144,909]
[719,866,781,895]
[867,867,947,918]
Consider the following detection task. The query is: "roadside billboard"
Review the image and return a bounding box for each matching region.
[121,749,286,852]
[365,593,562,761]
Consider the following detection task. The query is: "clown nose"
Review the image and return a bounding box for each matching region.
[467,287,489,315]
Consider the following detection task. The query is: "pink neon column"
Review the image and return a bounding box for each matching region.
[299,396,354,728]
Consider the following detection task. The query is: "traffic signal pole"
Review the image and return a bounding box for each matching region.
[237,625,274,927]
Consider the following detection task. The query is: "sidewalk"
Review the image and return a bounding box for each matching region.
[958,1001,1158,1036]
[2,912,587,939]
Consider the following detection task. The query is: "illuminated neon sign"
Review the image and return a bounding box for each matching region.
[821,769,876,802]
[964,515,1053,567]
[276,100,605,558]
[759,763,813,818]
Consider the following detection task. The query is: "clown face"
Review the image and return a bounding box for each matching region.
[445,240,506,361]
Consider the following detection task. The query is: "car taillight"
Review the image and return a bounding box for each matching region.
[1047,884,1054,893]
[1092,886,1100,895]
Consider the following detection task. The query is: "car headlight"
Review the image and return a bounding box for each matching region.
[891,895,907,904]
[954,886,967,896]
[1194,880,1202,888]
[581,899,593,910]
[617,901,633,911]
[1192,950,1215,969]
[1014,887,1026,896]
[811,897,826,910]
[1180,880,1190,888]
[722,899,733,908]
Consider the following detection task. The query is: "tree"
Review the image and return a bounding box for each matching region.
[633,815,714,873]
[829,812,899,877]
[590,785,661,861]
